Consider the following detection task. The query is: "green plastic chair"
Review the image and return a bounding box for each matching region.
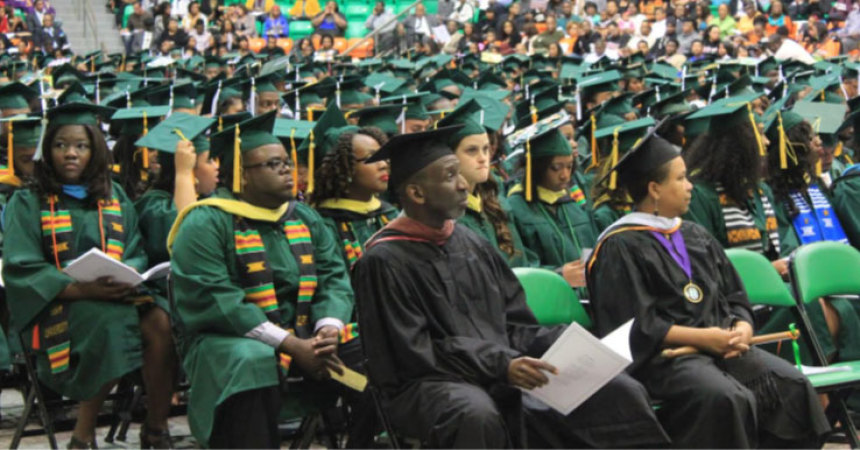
[728,247,860,447]
[423,0,438,14]
[345,2,371,19]
[512,267,591,328]
[792,241,860,306]
[344,21,368,38]
[289,20,314,39]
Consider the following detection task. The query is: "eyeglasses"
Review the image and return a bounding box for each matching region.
[242,158,292,171]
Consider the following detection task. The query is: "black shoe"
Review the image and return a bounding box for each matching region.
[140,424,173,449]
[67,436,97,449]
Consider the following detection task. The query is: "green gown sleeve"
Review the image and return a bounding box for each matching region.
[592,204,620,233]
[832,174,860,249]
[134,189,177,265]
[295,204,354,325]
[170,206,269,337]
[2,189,75,332]
[115,184,149,274]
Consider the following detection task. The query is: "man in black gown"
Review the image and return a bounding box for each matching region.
[351,126,670,448]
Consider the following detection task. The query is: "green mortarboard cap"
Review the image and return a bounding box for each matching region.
[52,64,86,88]
[110,105,170,137]
[297,102,347,160]
[241,73,280,101]
[595,92,636,117]
[598,125,679,188]
[366,125,463,188]
[148,81,198,110]
[791,102,845,137]
[209,110,282,193]
[577,70,621,100]
[711,74,758,100]
[56,81,91,105]
[459,87,510,103]
[352,104,404,136]
[273,118,315,153]
[524,121,573,160]
[648,62,680,80]
[684,96,759,137]
[205,55,224,69]
[1,114,42,148]
[651,90,692,118]
[176,67,208,83]
[477,72,508,91]
[436,99,491,148]
[47,102,115,128]
[134,112,215,154]
[105,84,158,108]
[380,92,430,121]
[593,116,656,156]
[201,77,245,115]
[0,82,38,110]
[364,73,406,97]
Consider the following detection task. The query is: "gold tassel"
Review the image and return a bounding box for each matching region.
[232,125,242,193]
[821,91,825,102]
[609,128,620,190]
[525,140,533,202]
[218,116,223,132]
[777,112,787,170]
[835,141,843,157]
[141,111,150,181]
[121,53,126,72]
[290,128,298,197]
[530,104,538,125]
[815,158,822,177]
[588,114,599,170]
[308,109,314,122]
[748,103,764,156]
[7,121,13,177]
[307,130,315,194]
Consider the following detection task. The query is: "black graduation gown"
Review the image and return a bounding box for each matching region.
[352,223,669,448]
[587,221,830,448]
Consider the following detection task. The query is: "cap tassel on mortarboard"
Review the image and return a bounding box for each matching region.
[746,103,764,157]
[249,77,257,116]
[307,130,316,194]
[140,110,150,181]
[609,126,621,190]
[211,80,222,116]
[525,138,533,202]
[290,128,299,197]
[6,121,13,178]
[232,124,242,193]
[776,111,798,170]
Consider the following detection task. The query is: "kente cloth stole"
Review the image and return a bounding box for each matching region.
[717,186,779,254]
[233,205,318,371]
[336,214,392,268]
[38,194,125,377]
[789,185,849,245]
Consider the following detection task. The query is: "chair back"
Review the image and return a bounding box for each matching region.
[726,248,796,308]
[791,242,860,305]
[513,267,591,328]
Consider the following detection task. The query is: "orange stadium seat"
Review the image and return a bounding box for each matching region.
[249,37,267,52]
[346,38,374,58]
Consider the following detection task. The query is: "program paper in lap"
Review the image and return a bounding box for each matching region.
[525,320,633,415]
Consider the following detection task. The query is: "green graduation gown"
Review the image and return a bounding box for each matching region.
[2,184,145,400]
[169,194,354,447]
[0,180,23,371]
[457,194,539,268]
[507,185,599,268]
[132,189,177,312]
[832,165,860,249]
[592,203,627,233]
[314,198,399,270]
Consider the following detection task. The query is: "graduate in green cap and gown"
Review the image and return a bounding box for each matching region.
[0,115,41,372]
[305,105,398,270]
[134,112,220,271]
[2,102,175,448]
[587,130,830,449]
[352,125,670,449]
[168,111,357,448]
[832,162,860,249]
[438,100,538,268]
[758,107,860,369]
[109,105,170,200]
[508,118,599,288]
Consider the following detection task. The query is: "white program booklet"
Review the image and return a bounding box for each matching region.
[62,248,170,286]
[525,321,632,415]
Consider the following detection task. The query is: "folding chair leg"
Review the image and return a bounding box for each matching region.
[832,393,860,448]
[369,386,400,449]
[290,414,321,449]
[12,334,58,449]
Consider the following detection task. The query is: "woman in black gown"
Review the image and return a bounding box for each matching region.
[586,130,830,448]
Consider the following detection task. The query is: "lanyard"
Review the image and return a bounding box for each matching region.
[538,202,582,259]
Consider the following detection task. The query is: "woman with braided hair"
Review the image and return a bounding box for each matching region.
[759,106,860,367]
[310,125,398,270]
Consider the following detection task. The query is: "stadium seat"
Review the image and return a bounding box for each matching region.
[312,33,321,48]
[277,37,293,53]
[249,37,267,52]
[345,20,368,38]
[346,37,374,57]
[423,0,438,14]
[333,37,348,53]
[726,246,860,448]
[289,20,314,39]
[513,267,591,328]
[345,2,371,19]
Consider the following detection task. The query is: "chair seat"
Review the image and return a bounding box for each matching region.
[806,360,860,391]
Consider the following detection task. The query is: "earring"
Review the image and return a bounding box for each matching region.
[653,198,659,216]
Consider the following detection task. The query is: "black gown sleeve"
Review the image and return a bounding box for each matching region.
[588,233,674,369]
[701,228,755,328]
